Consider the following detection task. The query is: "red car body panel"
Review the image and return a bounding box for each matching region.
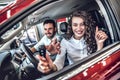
[0,0,36,24]
[70,50,120,80]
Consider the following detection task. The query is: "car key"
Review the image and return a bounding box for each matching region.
[39,45,46,58]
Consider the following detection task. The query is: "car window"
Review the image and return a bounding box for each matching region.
[108,0,120,40]
[109,0,120,24]
[1,23,20,39]
[36,23,45,41]
[20,26,37,46]
[0,0,120,80]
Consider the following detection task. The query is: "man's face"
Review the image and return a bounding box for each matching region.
[44,23,56,39]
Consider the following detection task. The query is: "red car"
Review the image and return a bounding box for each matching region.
[0,0,120,80]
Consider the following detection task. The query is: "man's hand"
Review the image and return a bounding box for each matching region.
[45,38,61,55]
[95,26,108,50]
[36,54,57,74]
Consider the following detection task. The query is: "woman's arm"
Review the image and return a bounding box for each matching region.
[95,27,108,51]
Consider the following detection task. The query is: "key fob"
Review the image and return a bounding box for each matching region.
[39,45,46,58]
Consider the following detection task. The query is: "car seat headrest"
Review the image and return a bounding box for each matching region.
[60,22,68,33]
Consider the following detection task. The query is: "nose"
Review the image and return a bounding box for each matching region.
[77,25,83,30]
[78,23,85,30]
[45,29,49,33]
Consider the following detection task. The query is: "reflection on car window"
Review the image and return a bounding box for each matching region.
[1,23,20,39]
[20,26,37,46]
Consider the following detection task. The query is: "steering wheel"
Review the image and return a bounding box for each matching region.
[20,43,39,67]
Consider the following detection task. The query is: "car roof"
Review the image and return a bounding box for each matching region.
[0,0,98,36]
[30,0,98,22]
[0,0,98,25]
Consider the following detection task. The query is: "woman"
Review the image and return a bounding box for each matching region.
[37,10,108,73]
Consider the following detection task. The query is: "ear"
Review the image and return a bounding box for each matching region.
[54,27,57,33]
[55,27,57,31]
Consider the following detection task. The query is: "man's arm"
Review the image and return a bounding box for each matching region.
[48,37,61,54]
[30,40,60,55]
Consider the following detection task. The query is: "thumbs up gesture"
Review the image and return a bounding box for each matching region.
[95,26,108,50]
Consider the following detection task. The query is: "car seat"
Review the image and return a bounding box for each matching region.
[59,22,71,40]
[59,22,69,67]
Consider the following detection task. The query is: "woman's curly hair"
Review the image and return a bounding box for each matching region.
[69,10,97,54]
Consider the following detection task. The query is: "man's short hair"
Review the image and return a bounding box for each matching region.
[43,19,56,28]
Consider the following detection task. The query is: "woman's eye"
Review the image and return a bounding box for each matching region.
[72,24,78,27]
[80,23,85,27]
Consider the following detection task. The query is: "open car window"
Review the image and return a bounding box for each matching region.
[0,0,120,80]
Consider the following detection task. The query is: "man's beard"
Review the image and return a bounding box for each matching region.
[47,32,56,39]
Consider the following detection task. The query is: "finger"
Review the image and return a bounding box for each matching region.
[46,54,52,63]
[46,54,54,68]
[39,60,50,67]
[46,44,52,52]
[42,69,51,74]
[96,30,104,38]
[101,34,108,40]
[96,26,99,33]
[51,38,57,45]
[55,42,60,49]
[36,55,46,61]
[39,62,49,69]
[98,33,106,40]
[55,42,61,54]
[57,50,61,54]
[36,55,42,60]
[98,32,107,39]
[37,64,51,74]
[97,34,108,43]
[40,66,49,70]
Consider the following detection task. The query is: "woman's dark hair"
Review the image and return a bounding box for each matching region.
[69,10,97,53]
[43,19,56,28]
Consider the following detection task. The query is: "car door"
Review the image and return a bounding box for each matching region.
[36,0,120,80]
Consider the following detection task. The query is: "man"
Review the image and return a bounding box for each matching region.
[13,19,61,80]
[31,19,60,58]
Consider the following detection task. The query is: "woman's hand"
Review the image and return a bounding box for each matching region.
[36,54,57,74]
[95,26,108,50]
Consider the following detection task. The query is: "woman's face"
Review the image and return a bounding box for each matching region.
[72,16,86,40]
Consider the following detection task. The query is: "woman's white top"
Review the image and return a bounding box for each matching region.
[54,36,89,70]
